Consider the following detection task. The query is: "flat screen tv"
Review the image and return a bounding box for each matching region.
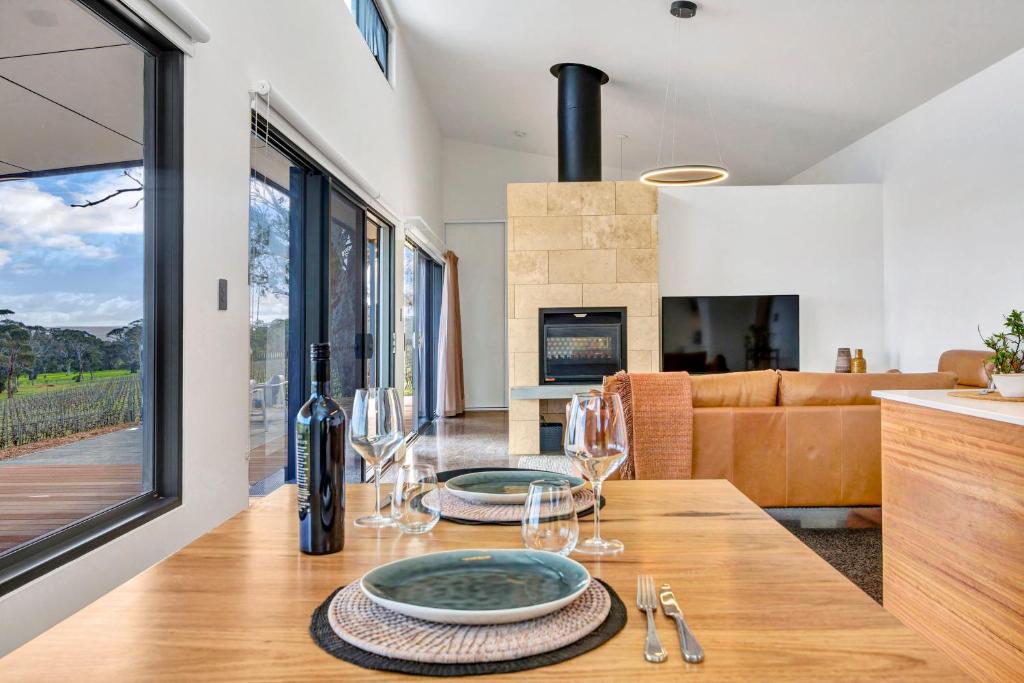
[661,295,799,373]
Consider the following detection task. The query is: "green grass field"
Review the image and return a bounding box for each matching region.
[1,370,134,401]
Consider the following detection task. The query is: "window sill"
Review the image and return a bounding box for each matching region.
[0,494,181,596]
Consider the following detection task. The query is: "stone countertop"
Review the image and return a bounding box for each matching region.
[872,389,1024,427]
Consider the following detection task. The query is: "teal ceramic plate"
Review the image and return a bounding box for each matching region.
[360,549,591,624]
[444,469,585,504]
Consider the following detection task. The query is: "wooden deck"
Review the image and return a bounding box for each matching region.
[247,435,286,486]
[0,464,143,553]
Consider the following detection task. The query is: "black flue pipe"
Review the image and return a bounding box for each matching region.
[550,63,608,182]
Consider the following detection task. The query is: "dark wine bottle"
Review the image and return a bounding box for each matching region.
[296,343,345,554]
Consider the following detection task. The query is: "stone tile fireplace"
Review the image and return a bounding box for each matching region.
[506,180,660,454]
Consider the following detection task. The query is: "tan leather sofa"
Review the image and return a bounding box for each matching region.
[688,369,957,507]
[937,349,991,388]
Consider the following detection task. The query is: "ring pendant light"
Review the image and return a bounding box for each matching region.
[641,1,729,187]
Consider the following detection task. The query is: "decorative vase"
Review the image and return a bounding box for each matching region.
[992,373,1024,398]
[850,349,867,374]
[835,347,851,373]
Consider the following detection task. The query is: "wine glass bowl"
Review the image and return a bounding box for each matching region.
[349,387,404,528]
[565,391,628,555]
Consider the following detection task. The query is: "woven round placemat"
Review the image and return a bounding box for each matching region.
[948,389,1024,403]
[422,487,596,524]
[309,579,626,676]
[428,467,602,526]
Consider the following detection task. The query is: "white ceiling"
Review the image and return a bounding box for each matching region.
[392,0,1024,184]
[0,0,143,176]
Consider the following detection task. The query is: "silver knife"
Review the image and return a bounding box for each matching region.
[659,583,704,664]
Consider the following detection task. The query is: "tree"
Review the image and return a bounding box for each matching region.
[69,169,143,209]
[0,318,36,398]
[27,325,57,380]
[107,319,143,373]
[53,329,102,382]
[249,176,290,326]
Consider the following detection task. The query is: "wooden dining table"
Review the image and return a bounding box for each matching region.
[1,480,966,681]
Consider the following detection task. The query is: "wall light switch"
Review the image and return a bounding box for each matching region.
[218,279,228,310]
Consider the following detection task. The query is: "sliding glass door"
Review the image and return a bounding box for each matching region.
[248,131,307,495]
[328,187,390,482]
[248,118,395,490]
[403,241,444,434]
[365,216,393,390]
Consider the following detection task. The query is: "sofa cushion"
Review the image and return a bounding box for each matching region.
[778,371,957,406]
[690,370,778,407]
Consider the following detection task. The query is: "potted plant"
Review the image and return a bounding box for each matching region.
[980,309,1024,397]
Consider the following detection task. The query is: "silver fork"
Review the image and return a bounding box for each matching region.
[636,575,667,663]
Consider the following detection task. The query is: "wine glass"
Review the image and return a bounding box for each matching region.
[349,387,404,528]
[565,391,628,555]
[521,480,579,556]
[393,463,440,534]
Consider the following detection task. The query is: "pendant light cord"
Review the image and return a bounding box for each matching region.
[655,16,681,168]
[707,97,724,166]
[669,16,682,165]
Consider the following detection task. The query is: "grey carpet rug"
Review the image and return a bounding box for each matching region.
[783,525,882,604]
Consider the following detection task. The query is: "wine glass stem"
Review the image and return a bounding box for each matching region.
[592,479,603,542]
[374,462,382,517]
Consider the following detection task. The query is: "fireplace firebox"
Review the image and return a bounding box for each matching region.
[539,307,627,384]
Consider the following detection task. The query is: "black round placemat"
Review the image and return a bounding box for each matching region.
[426,467,604,526]
[309,579,627,677]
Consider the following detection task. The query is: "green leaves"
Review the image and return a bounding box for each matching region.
[980,309,1024,375]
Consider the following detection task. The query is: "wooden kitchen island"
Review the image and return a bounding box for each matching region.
[875,390,1024,682]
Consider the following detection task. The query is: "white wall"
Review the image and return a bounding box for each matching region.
[659,184,885,372]
[444,222,507,409]
[443,137,638,222]
[0,0,442,655]
[789,47,1024,371]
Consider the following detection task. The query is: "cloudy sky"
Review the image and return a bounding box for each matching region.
[0,166,144,328]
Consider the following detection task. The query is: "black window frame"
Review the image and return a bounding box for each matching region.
[0,0,184,596]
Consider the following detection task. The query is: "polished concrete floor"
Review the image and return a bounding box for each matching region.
[405,410,511,473]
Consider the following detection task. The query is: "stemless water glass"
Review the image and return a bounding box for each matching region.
[393,463,440,534]
[348,387,404,528]
[565,391,628,555]
[521,480,579,556]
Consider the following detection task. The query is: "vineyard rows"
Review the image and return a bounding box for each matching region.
[0,375,142,449]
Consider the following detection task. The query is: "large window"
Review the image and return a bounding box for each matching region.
[0,0,182,593]
[348,0,390,77]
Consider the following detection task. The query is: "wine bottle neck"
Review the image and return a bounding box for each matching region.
[310,358,331,395]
